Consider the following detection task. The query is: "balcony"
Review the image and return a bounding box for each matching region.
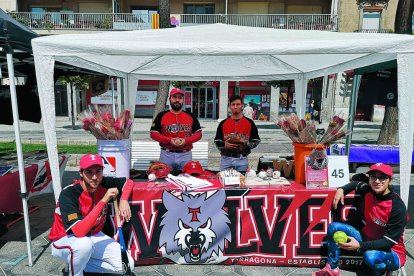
[180,14,337,31]
[8,12,152,31]
[8,12,337,32]
[354,28,393,33]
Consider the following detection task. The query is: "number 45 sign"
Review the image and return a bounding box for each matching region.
[327,156,350,188]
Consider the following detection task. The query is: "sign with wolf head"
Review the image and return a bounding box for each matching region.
[159,190,231,263]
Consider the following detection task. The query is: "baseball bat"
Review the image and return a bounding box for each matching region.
[113,198,132,275]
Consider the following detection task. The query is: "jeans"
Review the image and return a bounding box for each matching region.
[160,150,192,171]
[220,155,249,171]
[327,222,400,275]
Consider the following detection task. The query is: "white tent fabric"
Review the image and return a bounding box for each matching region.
[31,24,414,206]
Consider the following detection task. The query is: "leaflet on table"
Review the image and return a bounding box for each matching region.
[304,156,328,188]
[166,173,213,191]
[244,176,290,186]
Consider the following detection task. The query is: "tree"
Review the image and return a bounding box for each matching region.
[59,75,90,129]
[152,0,172,120]
[377,0,414,144]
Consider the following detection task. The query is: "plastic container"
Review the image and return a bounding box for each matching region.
[293,143,326,184]
[97,139,130,179]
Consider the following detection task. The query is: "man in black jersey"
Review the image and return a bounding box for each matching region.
[214,95,260,171]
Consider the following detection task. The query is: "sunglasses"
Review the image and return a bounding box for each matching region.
[369,174,390,182]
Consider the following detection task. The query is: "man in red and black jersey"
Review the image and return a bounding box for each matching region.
[214,95,261,171]
[150,88,202,170]
[49,154,134,276]
[314,163,407,276]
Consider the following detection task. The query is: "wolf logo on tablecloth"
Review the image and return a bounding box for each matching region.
[159,190,231,263]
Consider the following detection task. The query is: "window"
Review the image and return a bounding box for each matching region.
[131,6,158,23]
[183,4,214,14]
[362,10,381,30]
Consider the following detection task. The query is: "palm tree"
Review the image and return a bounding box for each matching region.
[152,0,172,120]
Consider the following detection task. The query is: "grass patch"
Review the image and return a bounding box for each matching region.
[0,142,97,154]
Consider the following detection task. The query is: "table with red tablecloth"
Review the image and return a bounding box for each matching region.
[0,154,68,214]
[118,179,362,268]
[0,165,38,213]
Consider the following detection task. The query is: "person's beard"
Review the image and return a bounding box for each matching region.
[171,101,183,111]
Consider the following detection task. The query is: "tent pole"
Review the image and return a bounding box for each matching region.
[345,74,361,156]
[6,49,33,266]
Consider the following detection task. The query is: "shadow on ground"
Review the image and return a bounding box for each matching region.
[256,125,279,130]
[61,125,82,130]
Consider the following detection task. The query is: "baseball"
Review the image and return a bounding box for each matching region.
[272,171,281,179]
[333,231,348,243]
[148,173,157,182]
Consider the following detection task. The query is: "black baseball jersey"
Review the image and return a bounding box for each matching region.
[150,110,202,151]
[49,177,129,240]
[341,181,407,266]
[214,116,261,156]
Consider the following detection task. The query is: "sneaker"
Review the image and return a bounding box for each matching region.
[312,263,341,276]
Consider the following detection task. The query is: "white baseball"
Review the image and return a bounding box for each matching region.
[272,171,281,179]
[148,173,157,181]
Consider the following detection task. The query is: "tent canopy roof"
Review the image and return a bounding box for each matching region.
[32,24,414,81]
[0,9,38,53]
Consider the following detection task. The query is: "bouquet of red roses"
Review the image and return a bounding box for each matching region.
[277,113,348,144]
[319,115,348,144]
[80,105,133,140]
[276,114,317,144]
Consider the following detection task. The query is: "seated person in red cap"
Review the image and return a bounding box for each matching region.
[48,154,134,276]
[150,88,202,170]
[313,163,407,276]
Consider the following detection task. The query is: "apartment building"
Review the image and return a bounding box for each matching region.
[3,0,399,121]
[338,0,398,33]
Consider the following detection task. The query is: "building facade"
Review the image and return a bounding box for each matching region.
[5,0,399,122]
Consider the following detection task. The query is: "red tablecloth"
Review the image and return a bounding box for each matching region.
[0,165,38,213]
[118,179,360,267]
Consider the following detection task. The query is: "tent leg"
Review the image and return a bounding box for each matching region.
[7,51,33,266]
[345,74,361,155]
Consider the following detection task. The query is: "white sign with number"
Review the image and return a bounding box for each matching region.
[327,156,350,188]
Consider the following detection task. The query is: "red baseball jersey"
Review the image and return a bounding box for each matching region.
[342,181,407,266]
[48,177,129,240]
[214,116,260,156]
[150,110,202,151]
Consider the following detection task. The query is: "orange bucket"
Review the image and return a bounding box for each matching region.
[293,143,326,184]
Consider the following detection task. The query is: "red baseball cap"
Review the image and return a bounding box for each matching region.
[367,163,393,177]
[182,161,215,177]
[170,88,184,97]
[80,154,103,170]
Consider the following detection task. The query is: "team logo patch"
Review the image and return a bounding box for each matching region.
[308,148,327,170]
[68,213,78,221]
[159,190,231,263]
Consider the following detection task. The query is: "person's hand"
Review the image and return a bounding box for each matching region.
[171,138,185,147]
[101,188,119,203]
[333,188,344,209]
[337,236,360,251]
[175,138,186,147]
[119,199,132,222]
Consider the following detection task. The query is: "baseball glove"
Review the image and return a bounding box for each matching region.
[146,162,172,178]
[227,136,246,145]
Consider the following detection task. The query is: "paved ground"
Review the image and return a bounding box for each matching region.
[0,117,413,275]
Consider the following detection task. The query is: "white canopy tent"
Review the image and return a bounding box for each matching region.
[32,24,414,206]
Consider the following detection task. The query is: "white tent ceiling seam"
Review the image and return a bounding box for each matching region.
[31,24,414,207]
